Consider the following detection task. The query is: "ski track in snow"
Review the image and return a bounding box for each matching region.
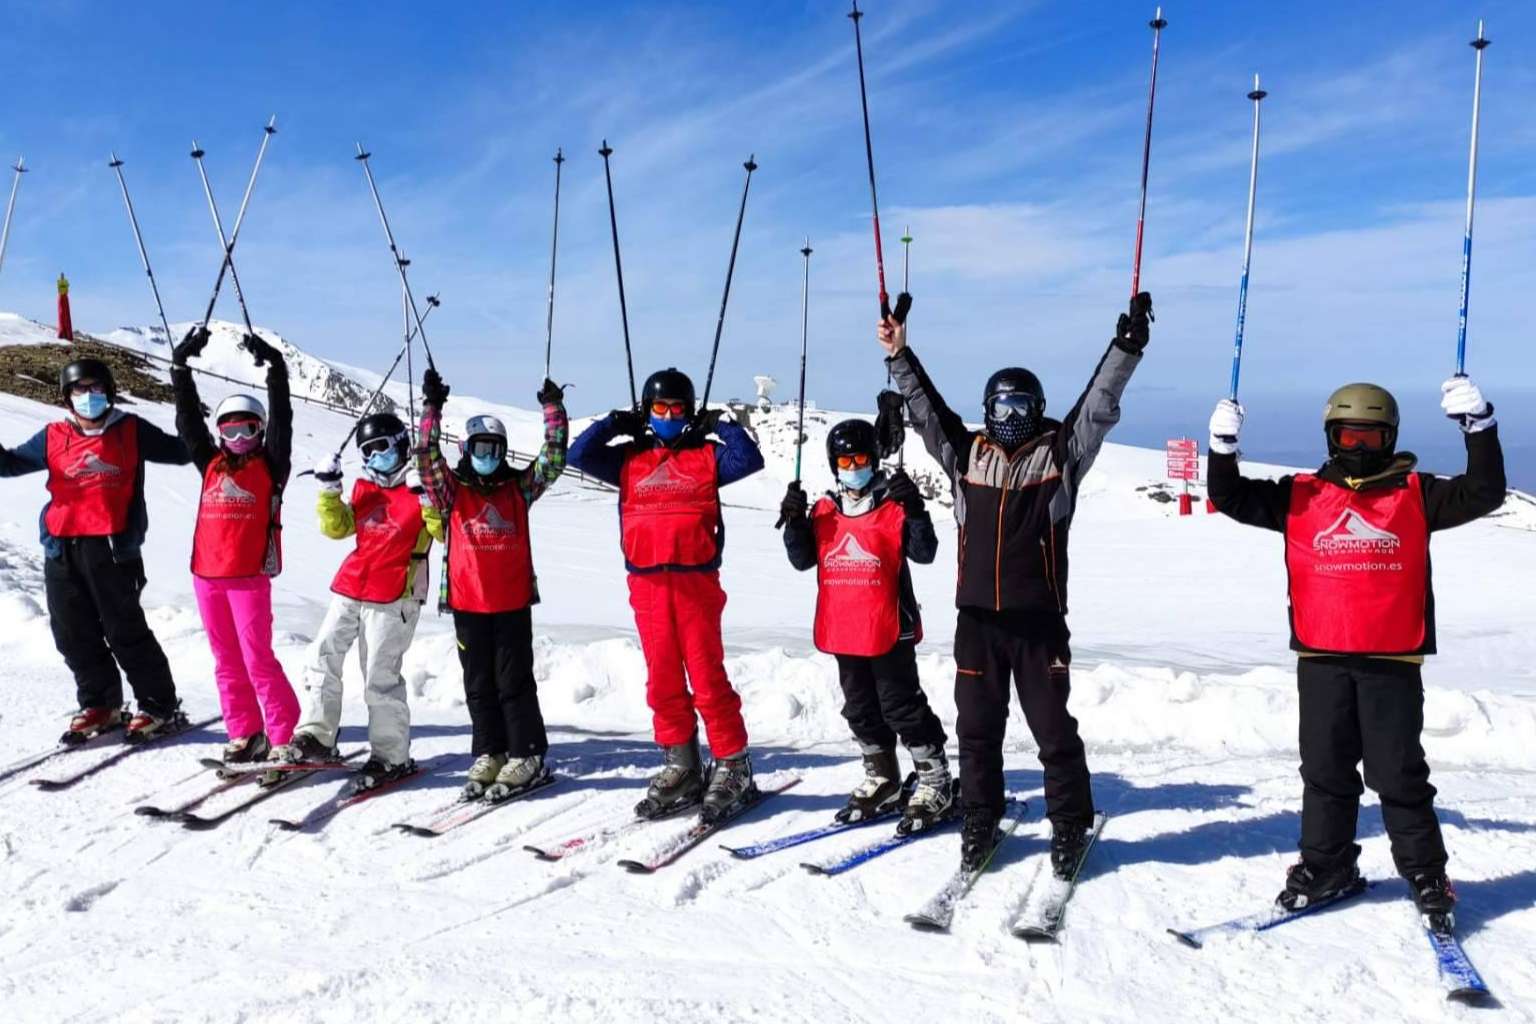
[0,312,1533,1020]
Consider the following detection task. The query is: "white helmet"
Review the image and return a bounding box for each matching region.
[463,414,507,443]
[215,394,267,428]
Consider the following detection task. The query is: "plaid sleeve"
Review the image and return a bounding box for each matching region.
[416,404,457,511]
[520,399,568,504]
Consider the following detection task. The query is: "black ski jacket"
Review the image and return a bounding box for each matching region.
[171,354,293,487]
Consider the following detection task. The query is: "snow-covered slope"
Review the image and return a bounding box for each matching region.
[2,312,1534,1022]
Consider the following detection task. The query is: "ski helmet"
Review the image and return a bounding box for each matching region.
[983,367,1045,450]
[355,412,408,452]
[642,368,696,416]
[462,414,508,460]
[59,358,116,401]
[215,394,267,428]
[826,418,879,473]
[1323,382,1399,476]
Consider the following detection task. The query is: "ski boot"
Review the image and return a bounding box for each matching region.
[1050,818,1094,881]
[1409,872,1457,934]
[350,756,416,795]
[960,804,1002,873]
[836,748,903,824]
[897,746,955,836]
[486,754,549,803]
[701,750,756,824]
[462,753,506,800]
[222,733,270,765]
[635,734,704,820]
[1277,858,1363,912]
[60,706,126,745]
[271,731,340,766]
[125,706,189,744]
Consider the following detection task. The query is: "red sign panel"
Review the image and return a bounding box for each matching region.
[1166,438,1200,482]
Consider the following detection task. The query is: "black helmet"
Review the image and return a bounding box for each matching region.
[355,412,408,451]
[983,367,1045,412]
[59,358,116,401]
[641,367,696,414]
[982,367,1045,451]
[826,418,879,473]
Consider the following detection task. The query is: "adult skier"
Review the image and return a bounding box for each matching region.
[416,367,567,800]
[779,418,951,832]
[171,328,299,764]
[878,293,1154,873]
[275,412,444,791]
[1207,378,1505,926]
[0,358,192,741]
[568,368,764,822]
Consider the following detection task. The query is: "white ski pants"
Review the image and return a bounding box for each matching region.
[295,594,421,764]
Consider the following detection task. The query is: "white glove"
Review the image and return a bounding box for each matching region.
[315,453,343,493]
[1208,399,1244,455]
[1441,376,1495,433]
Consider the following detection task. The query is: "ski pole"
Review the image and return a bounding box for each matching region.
[1455,21,1490,376]
[794,239,813,484]
[848,1,910,325]
[354,143,437,370]
[1228,75,1267,401]
[0,157,24,282]
[401,257,416,439]
[699,155,757,411]
[195,117,277,329]
[107,155,174,348]
[1131,7,1168,298]
[895,224,913,468]
[190,142,260,343]
[544,148,565,380]
[598,140,638,407]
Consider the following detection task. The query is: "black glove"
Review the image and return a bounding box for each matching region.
[875,390,906,459]
[537,378,567,406]
[885,469,923,511]
[776,481,809,529]
[241,333,281,367]
[421,367,450,407]
[1115,291,1154,352]
[691,408,725,438]
[173,326,210,366]
[610,407,647,438]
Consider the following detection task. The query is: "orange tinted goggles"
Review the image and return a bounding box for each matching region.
[834,452,873,470]
[650,400,689,417]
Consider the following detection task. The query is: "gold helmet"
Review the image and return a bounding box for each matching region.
[1322,383,1399,428]
[1323,383,1399,475]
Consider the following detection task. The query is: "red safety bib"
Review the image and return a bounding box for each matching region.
[43,418,139,538]
[1285,473,1429,654]
[618,445,721,569]
[192,454,280,579]
[448,482,535,613]
[812,497,906,657]
[330,479,425,603]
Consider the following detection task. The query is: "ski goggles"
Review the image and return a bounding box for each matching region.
[1329,423,1390,451]
[217,418,263,441]
[985,392,1043,421]
[833,452,873,470]
[360,435,403,457]
[466,438,504,460]
[649,400,690,418]
[68,381,108,396]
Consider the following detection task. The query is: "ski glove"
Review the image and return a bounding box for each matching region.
[421,368,450,407]
[1208,399,1244,455]
[776,481,809,529]
[1441,376,1495,433]
[610,408,647,439]
[691,408,726,439]
[884,469,924,512]
[173,326,211,367]
[241,333,280,367]
[314,453,344,492]
[1115,292,1154,353]
[537,378,567,406]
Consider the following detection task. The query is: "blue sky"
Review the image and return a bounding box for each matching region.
[0,1,1532,479]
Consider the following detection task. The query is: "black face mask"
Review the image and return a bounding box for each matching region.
[1329,444,1393,479]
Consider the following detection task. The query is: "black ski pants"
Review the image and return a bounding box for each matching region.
[44,537,178,715]
[834,639,946,755]
[953,607,1092,825]
[1297,656,1446,879]
[454,608,548,758]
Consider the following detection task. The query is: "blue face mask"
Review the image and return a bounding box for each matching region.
[72,392,110,420]
[471,453,501,476]
[838,466,875,491]
[365,448,402,476]
[651,415,686,441]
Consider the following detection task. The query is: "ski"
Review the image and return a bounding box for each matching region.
[1167,877,1372,949]
[392,772,562,838]
[1010,811,1108,941]
[30,715,220,792]
[198,756,354,777]
[615,778,801,874]
[0,723,128,785]
[800,790,965,877]
[268,755,451,832]
[179,751,364,830]
[903,801,1027,932]
[522,803,695,862]
[1425,922,1491,1002]
[135,772,254,819]
[721,806,899,860]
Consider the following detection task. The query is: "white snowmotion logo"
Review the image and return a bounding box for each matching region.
[1313,509,1401,554]
[634,460,695,497]
[465,504,518,536]
[67,452,121,479]
[358,505,390,531]
[206,475,256,505]
[824,535,882,570]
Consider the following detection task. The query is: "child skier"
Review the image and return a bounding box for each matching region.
[275,412,444,792]
[779,418,951,832]
[568,368,764,822]
[1207,377,1505,929]
[171,327,299,764]
[0,358,192,742]
[878,293,1153,874]
[417,367,567,800]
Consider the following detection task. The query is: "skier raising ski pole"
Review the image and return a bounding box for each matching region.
[1206,28,1506,938]
[568,156,765,826]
